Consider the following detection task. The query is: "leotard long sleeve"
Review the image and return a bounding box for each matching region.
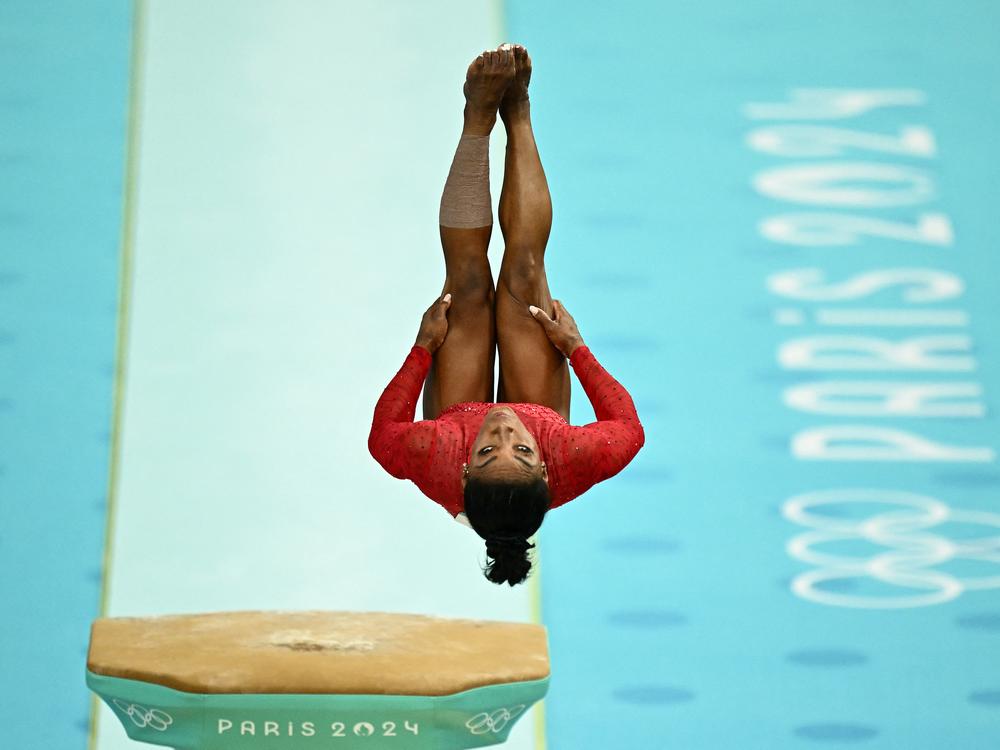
[368,344,644,516]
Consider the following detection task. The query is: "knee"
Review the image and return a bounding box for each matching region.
[446,266,495,306]
[500,256,545,301]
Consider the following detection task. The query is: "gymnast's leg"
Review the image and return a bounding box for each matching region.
[495,46,571,420]
[422,47,515,420]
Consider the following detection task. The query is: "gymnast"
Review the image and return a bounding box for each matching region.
[368,44,644,586]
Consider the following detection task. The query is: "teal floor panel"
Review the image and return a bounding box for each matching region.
[0,2,133,749]
[507,0,1000,747]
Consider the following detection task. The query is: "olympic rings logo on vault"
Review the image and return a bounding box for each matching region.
[782,489,1000,609]
[111,699,174,731]
[465,704,526,735]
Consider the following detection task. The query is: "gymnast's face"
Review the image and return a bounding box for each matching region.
[463,406,548,486]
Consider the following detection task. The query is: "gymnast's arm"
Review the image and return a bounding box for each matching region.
[531,299,645,496]
[368,294,452,479]
[545,346,646,507]
[529,298,642,442]
[569,345,645,465]
[367,345,434,479]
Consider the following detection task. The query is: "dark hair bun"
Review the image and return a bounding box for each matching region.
[486,536,534,555]
[484,539,535,586]
[463,475,550,587]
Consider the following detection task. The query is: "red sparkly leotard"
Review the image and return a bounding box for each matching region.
[368,344,644,517]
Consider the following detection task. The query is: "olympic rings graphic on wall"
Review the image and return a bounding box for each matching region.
[111,699,174,731]
[466,704,526,735]
[782,489,1000,609]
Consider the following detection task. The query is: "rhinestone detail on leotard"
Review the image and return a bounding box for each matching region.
[368,345,645,517]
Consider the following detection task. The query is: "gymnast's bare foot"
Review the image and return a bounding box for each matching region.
[463,46,516,136]
[499,44,531,124]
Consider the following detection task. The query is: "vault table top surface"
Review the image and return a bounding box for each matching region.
[87,610,551,696]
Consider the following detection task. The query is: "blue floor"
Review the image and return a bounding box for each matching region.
[509,0,1000,747]
[0,2,133,748]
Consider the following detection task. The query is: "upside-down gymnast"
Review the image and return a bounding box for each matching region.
[368,44,645,586]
